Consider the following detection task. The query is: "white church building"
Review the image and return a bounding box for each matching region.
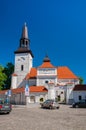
[10,23,80,104]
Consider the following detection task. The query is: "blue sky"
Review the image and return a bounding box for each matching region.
[0,0,86,83]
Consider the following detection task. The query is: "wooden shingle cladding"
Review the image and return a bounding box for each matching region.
[14,48,34,57]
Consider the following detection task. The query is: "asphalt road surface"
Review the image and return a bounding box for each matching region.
[0,104,86,130]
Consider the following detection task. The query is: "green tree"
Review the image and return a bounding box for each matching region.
[0,65,7,90]
[79,77,84,84]
[4,62,14,89]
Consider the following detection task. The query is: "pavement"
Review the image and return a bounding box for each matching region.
[12,103,40,108]
[1,104,86,130]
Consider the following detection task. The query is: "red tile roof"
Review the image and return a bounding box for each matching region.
[0,90,7,94]
[30,86,47,92]
[0,86,48,94]
[12,87,25,93]
[25,68,37,79]
[57,66,78,79]
[73,84,86,91]
[25,66,78,80]
[39,62,55,68]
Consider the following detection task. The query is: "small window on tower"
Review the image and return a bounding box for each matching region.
[21,65,24,71]
[22,42,24,47]
[26,41,28,45]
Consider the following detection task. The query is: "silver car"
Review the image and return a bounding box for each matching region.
[0,98,12,114]
[41,99,60,109]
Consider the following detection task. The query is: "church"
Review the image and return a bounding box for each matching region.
[10,23,80,104]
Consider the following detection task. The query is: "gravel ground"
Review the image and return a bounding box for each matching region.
[0,104,86,130]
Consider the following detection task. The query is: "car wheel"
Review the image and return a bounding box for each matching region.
[7,112,10,114]
[75,105,79,108]
[49,106,52,109]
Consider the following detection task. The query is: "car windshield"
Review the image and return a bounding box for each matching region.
[0,99,5,104]
[44,99,57,103]
[80,100,86,103]
[0,98,10,104]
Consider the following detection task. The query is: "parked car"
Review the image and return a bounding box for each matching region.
[72,100,86,108]
[0,98,12,114]
[41,99,60,109]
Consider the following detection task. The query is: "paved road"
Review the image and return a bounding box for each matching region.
[0,104,86,130]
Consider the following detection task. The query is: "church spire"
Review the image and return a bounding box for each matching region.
[21,22,28,39]
[20,23,30,49]
[14,23,34,58]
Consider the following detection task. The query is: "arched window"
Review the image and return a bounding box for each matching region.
[21,65,24,71]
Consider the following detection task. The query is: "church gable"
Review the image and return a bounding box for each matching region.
[37,68,57,76]
[25,65,78,80]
